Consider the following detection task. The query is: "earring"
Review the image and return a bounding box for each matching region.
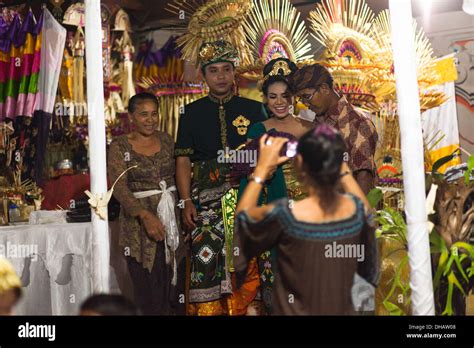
[288,105,295,115]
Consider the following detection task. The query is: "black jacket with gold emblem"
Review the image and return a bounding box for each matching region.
[175,94,266,161]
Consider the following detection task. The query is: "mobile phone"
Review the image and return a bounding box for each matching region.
[282,140,298,158]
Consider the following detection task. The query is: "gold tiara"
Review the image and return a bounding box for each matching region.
[263,60,292,81]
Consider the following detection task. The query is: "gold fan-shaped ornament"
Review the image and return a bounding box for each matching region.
[308,0,384,112]
[370,10,443,108]
[308,0,446,113]
[238,0,313,80]
[166,0,253,67]
[309,0,376,54]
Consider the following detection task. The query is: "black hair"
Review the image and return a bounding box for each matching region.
[80,294,139,316]
[262,75,294,96]
[288,63,334,92]
[297,127,347,189]
[201,61,235,76]
[128,92,159,113]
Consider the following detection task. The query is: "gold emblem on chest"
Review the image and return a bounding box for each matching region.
[232,115,250,136]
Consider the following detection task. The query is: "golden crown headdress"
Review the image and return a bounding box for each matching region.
[263,59,292,81]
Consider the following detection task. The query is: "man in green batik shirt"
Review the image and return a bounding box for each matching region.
[175,40,266,316]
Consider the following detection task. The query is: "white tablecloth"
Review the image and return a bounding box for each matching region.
[0,222,93,315]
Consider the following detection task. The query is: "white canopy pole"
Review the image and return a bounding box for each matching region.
[389,0,434,315]
[85,0,110,293]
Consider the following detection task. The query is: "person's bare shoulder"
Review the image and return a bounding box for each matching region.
[293,117,314,137]
[260,118,274,131]
[299,118,315,131]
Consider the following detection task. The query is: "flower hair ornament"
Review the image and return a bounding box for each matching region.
[313,124,337,140]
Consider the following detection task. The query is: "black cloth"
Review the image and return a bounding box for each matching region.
[126,241,186,316]
[11,111,51,185]
[33,110,52,185]
[175,94,266,161]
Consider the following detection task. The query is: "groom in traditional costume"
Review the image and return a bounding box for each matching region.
[175,40,266,316]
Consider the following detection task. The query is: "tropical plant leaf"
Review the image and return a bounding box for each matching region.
[367,188,383,208]
[433,248,449,290]
[464,155,474,185]
[394,257,409,292]
[375,203,474,316]
[452,242,474,258]
[441,281,454,316]
[448,272,466,296]
[453,253,469,283]
[467,262,474,277]
[383,300,404,316]
[429,229,445,253]
[381,254,409,315]
[443,254,455,276]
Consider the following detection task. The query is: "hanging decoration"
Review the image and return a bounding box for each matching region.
[101,3,112,92]
[137,36,206,139]
[62,2,85,27]
[0,7,64,220]
[71,25,86,114]
[50,0,65,22]
[104,8,136,143]
[111,8,135,109]
[0,10,42,121]
[134,40,159,81]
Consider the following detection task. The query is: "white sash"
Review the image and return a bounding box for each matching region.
[133,180,179,285]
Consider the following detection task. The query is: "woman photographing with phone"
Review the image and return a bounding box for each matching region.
[234,125,379,315]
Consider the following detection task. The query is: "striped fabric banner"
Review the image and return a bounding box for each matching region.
[0,11,42,121]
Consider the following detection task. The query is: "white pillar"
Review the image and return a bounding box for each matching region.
[389,0,435,315]
[85,0,110,293]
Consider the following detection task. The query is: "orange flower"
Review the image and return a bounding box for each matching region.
[210,171,216,182]
[209,168,220,182]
